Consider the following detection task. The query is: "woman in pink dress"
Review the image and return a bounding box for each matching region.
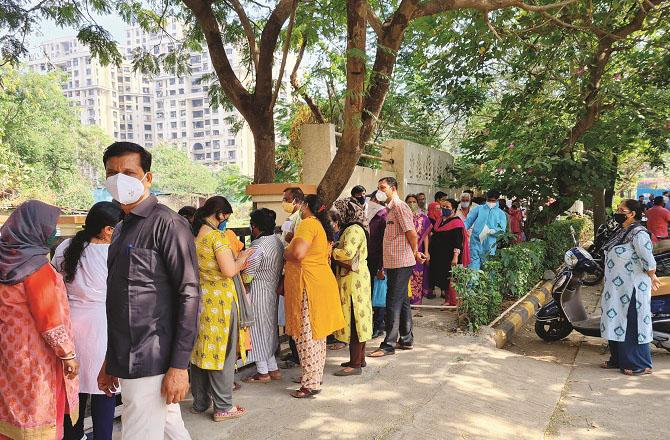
[0,201,80,440]
[406,195,432,304]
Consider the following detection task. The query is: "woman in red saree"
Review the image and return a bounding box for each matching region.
[0,200,80,440]
[427,200,471,306]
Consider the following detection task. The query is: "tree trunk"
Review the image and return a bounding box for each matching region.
[592,186,606,239]
[317,0,367,204]
[248,115,276,184]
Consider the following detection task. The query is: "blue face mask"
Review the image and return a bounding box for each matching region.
[218,219,228,232]
[442,208,453,217]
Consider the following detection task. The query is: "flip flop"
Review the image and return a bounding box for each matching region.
[327,342,347,351]
[290,386,320,399]
[623,368,652,376]
[242,373,271,383]
[368,349,394,358]
[268,370,282,380]
[395,344,413,351]
[212,405,246,421]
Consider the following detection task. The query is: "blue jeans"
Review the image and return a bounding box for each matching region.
[63,393,116,440]
[380,267,414,352]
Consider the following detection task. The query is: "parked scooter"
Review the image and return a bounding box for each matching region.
[581,218,620,286]
[535,229,670,352]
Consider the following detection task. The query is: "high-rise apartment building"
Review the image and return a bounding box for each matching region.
[29,21,262,176]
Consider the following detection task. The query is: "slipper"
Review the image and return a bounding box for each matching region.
[334,367,362,376]
[242,373,271,383]
[290,386,320,399]
[395,344,413,351]
[212,405,246,421]
[327,342,347,351]
[268,370,282,380]
[600,360,619,370]
[233,381,242,391]
[341,360,367,368]
[622,368,652,376]
[368,349,394,358]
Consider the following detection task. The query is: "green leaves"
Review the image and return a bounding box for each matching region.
[77,25,124,66]
[150,144,217,195]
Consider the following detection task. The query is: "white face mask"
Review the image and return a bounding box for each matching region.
[105,173,147,205]
[486,201,497,209]
[461,201,470,208]
[375,191,388,203]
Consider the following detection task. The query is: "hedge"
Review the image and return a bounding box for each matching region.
[530,216,593,270]
[453,240,546,330]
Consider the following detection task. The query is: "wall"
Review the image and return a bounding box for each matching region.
[300,124,455,200]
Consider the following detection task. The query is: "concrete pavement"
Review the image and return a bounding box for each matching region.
[105,286,669,439]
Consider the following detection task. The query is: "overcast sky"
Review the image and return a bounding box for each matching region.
[27,13,127,52]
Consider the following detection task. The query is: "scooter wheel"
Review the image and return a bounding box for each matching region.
[581,269,604,286]
[535,318,573,341]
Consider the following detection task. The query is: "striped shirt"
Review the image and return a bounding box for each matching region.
[383,197,417,269]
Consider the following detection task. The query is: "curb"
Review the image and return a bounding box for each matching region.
[490,280,553,348]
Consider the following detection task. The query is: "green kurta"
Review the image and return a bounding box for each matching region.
[333,224,373,343]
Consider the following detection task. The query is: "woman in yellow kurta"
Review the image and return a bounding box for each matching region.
[284,194,345,398]
[332,198,373,376]
[190,196,253,421]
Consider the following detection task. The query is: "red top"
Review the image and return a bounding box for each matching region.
[646,205,670,243]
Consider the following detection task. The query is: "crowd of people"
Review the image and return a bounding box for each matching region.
[0,141,526,439]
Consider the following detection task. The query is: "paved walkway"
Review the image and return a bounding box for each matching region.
[106,287,669,439]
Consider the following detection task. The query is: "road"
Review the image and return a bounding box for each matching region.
[104,285,669,439]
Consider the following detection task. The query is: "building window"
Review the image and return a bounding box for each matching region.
[193,143,203,150]
[171,122,177,129]
[170,111,176,118]
[191,99,203,107]
[194,131,204,138]
[227,139,235,146]
[213,152,220,160]
[144,124,152,131]
[227,150,236,160]
[192,110,203,118]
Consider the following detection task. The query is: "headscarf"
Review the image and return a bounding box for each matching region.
[0,200,61,285]
[333,198,369,233]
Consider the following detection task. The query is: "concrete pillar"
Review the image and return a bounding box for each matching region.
[301,123,337,186]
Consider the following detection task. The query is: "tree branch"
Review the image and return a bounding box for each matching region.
[415,0,579,18]
[365,0,383,37]
[256,0,296,103]
[225,0,259,71]
[271,0,298,109]
[290,39,326,123]
[182,0,252,110]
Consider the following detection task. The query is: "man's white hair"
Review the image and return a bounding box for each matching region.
[460,192,472,200]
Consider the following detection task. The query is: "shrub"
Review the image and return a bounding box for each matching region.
[530,216,593,270]
[452,264,502,331]
[493,239,547,299]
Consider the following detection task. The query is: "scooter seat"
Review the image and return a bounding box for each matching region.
[653,239,670,255]
[572,317,601,337]
[653,276,670,297]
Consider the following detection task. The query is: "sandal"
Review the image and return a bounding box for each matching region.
[212,405,246,421]
[290,386,320,399]
[242,373,271,383]
[268,370,282,380]
[395,343,413,351]
[368,349,394,358]
[600,360,619,370]
[327,342,347,351]
[233,381,242,391]
[623,368,652,376]
[334,367,362,376]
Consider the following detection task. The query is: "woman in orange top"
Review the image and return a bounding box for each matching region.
[284,194,345,398]
[0,200,80,439]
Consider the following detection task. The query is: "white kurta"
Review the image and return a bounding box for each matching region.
[52,239,112,394]
[600,228,656,343]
